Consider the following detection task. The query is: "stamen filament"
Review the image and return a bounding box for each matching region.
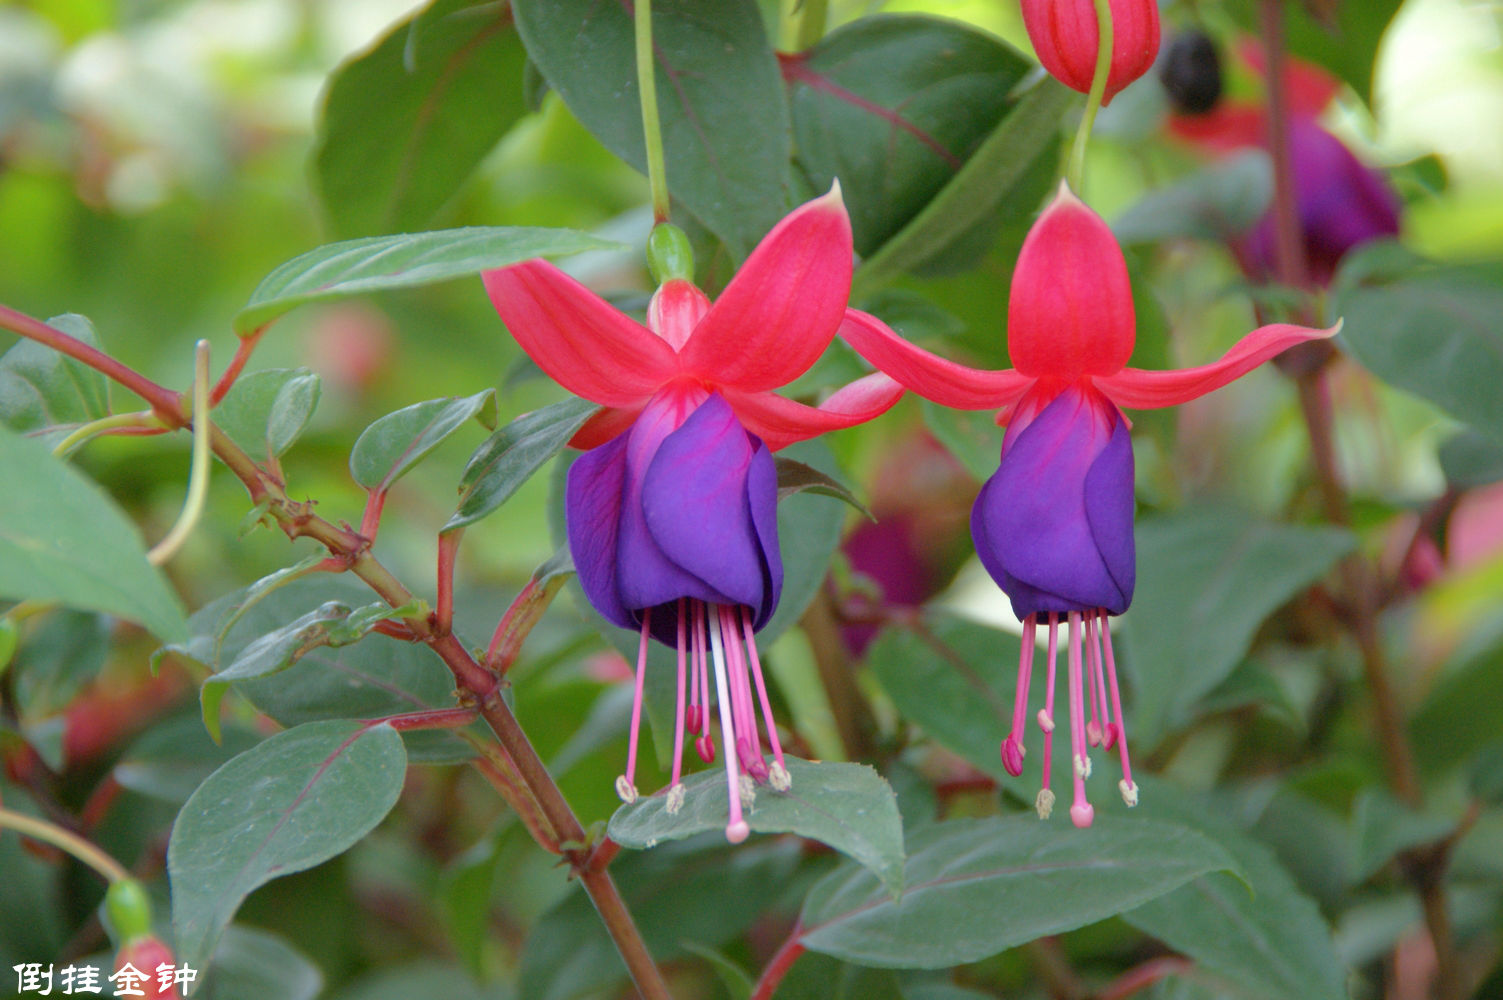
[1101,617,1138,805]
[1067,611,1094,828]
[671,598,687,789]
[742,605,788,784]
[1084,611,1103,746]
[708,606,749,842]
[1041,613,1059,800]
[618,608,652,803]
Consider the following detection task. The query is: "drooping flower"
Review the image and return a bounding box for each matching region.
[483,189,903,842]
[839,182,1334,826]
[1167,39,1400,286]
[1020,0,1161,105]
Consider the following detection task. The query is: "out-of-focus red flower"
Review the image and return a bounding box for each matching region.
[1167,40,1400,286]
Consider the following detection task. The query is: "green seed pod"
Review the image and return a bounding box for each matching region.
[105,878,154,943]
[646,223,694,285]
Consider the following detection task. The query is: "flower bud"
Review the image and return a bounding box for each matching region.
[1020,0,1161,104]
[114,936,177,996]
[1160,30,1222,115]
[105,878,154,942]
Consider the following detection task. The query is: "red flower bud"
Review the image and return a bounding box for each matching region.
[1020,0,1161,104]
[114,936,179,996]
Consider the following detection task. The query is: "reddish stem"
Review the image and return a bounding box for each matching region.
[1258,2,1311,295]
[359,489,388,543]
[750,927,806,1000]
[0,306,181,419]
[209,326,266,406]
[435,530,461,635]
[484,568,568,676]
[1098,957,1193,1000]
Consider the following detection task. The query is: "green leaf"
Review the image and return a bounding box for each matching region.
[1339,266,1503,444]
[168,719,407,974]
[787,15,1034,258]
[775,456,873,520]
[164,577,472,763]
[1411,640,1503,774]
[1439,428,1503,488]
[197,925,325,1000]
[324,961,508,1000]
[444,396,599,534]
[1350,789,1454,884]
[519,838,802,1000]
[314,0,528,237]
[10,609,108,718]
[0,425,188,642]
[798,815,1238,969]
[114,715,263,804]
[235,227,621,334]
[198,599,353,743]
[920,400,998,483]
[866,613,1021,782]
[514,0,791,259]
[1113,152,1272,245]
[609,757,904,895]
[1121,506,1354,748]
[350,390,497,493]
[0,313,110,437]
[213,368,322,461]
[851,76,1074,297]
[1113,781,1349,1000]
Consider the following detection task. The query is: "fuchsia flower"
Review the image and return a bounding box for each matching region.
[1021,0,1161,105]
[483,189,902,842]
[840,182,1335,826]
[1167,41,1400,286]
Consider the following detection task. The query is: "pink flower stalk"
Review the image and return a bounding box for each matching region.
[1020,0,1161,105]
[483,189,902,842]
[840,182,1335,826]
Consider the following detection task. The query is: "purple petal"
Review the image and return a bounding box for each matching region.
[745,432,781,629]
[565,433,634,630]
[641,395,777,622]
[972,386,1135,618]
[616,391,725,629]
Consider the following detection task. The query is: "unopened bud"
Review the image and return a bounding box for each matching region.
[1020,0,1161,104]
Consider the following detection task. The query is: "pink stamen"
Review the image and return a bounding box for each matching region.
[671,598,688,788]
[687,599,703,735]
[692,601,710,739]
[718,605,755,768]
[1003,615,1036,777]
[1084,612,1103,746]
[1101,617,1138,806]
[742,606,787,772]
[620,607,652,801]
[1067,611,1094,828]
[707,604,749,842]
[1088,611,1116,749]
[1041,613,1059,794]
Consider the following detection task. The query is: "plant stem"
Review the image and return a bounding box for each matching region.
[1065,0,1115,192]
[1258,5,1458,996]
[634,0,671,224]
[0,302,674,1000]
[0,807,130,884]
[750,926,805,1000]
[210,326,265,406]
[793,0,828,51]
[52,411,164,459]
[149,341,213,567]
[0,306,180,418]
